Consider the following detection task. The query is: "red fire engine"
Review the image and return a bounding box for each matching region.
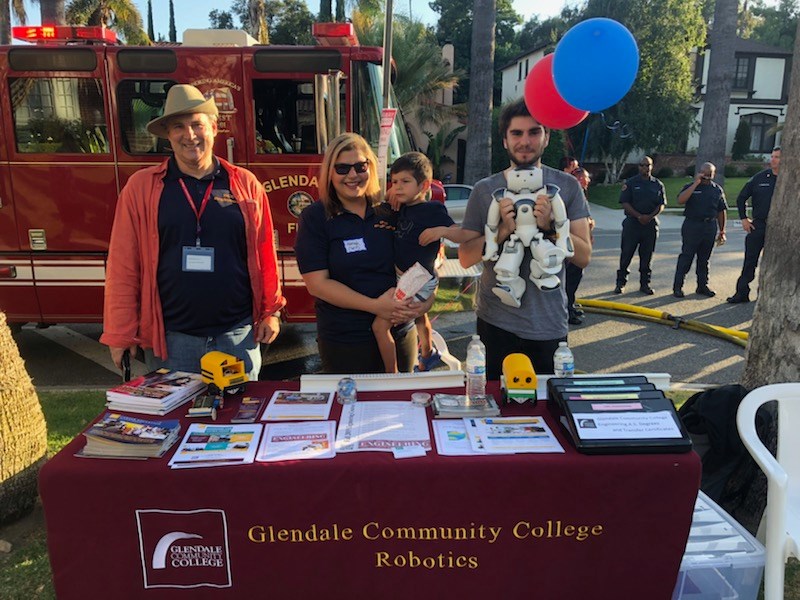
[0,23,430,327]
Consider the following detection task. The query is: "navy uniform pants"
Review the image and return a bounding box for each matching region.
[673,219,717,290]
[734,219,767,297]
[616,217,658,287]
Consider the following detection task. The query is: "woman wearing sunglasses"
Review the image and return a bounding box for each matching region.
[294,133,430,372]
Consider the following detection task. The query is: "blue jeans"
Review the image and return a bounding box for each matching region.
[145,318,261,380]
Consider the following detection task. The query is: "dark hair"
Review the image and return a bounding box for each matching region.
[773,146,781,152]
[560,156,578,170]
[498,97,549,138]
[390,151,433,184]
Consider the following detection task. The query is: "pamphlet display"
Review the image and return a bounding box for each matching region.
[467,416,564,454]
[106,369,206,415]
[231,397,266,423]
[256,421,337,462]
[261,390,334,421]
[168,423,262,469]
[547,375,692,454]
[431,420,482,456]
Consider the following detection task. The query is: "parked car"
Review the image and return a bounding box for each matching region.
[443,184,473,224]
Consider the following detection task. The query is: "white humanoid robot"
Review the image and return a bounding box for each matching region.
[482,166,574,308]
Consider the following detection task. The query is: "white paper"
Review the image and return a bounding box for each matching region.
[472,416,564,454]
[335,401,431,453]
[261,390,334,421]
[168,423,262,469]
[570,411,682,440]
[432,420,483,456]
[256,421,336,462]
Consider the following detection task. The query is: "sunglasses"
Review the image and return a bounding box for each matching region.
[639,163,653,167]
[334,161,369,175]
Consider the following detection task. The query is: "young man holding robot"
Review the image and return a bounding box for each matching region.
[458,98,592,378]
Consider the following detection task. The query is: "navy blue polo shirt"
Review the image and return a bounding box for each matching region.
[736,168,776,221]
[157,158,251,337]
[295,200,412,343]
[395,201,454,274]
[680,181,728,220]
[619,174,666,215]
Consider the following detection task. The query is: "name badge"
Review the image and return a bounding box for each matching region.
[182,246,215,272]
[344,238,367,253]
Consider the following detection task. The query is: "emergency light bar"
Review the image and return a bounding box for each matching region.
[12,25,118,45]
[312,23,359,47]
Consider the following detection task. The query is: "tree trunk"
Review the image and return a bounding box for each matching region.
[730,19,800,535]
[0,312,48,524]
[463,0,495,185]
[0,2,12,45]
[696,0,738,186]
[39,0,66,25]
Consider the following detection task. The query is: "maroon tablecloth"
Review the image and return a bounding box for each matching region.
[39,382,700,599]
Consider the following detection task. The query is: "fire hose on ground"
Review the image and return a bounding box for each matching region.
[576,299,748,348]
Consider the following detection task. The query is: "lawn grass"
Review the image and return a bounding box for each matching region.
[589,176,749,216]
[2,388,798,599]
[431,278,478,313]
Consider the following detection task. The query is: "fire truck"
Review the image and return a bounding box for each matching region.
[0,23,427,328]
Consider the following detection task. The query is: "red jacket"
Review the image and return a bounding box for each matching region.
[100,158,285,359]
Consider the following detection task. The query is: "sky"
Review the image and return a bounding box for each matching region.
[18,0,572,39]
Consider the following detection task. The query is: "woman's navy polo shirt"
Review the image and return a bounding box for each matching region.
[295,200,411,343]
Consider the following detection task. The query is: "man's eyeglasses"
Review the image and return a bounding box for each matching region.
[334,161,369,175]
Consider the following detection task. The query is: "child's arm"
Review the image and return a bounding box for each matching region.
[419,225,481,247]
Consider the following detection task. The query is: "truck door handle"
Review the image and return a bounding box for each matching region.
[226,138,234,164]
[0,266,17,278]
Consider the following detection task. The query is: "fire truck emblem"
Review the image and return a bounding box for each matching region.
[213,190,236,207]
[287,191,314,218]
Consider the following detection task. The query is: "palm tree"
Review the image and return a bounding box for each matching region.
[0,311,48,525]
[0,0,27,45]
[66,0,150,45]
[352,11,462,128]
[463,0,495,184]
[36,0,67,25]
[248,0,269,44]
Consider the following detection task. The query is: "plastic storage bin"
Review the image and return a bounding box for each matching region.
[672,491,765,600]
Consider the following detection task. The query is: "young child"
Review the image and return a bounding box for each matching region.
[373,152,479,372]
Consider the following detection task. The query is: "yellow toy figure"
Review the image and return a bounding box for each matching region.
[501,353,538,405]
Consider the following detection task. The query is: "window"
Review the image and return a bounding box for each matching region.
[252,79,319,155]
[518,63,523,81]
[734,57,751,89]
[116,80,175,154]
[742,112,778,153]
[10,77,108,154]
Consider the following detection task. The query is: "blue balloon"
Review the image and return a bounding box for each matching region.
[553,18,639,113]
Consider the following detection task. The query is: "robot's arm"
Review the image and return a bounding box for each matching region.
[548,187,574,259]
[482,189,508,261]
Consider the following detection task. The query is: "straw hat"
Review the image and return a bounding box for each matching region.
[146,84,219,138]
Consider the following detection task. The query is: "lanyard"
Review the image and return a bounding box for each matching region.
[179,178,214,246]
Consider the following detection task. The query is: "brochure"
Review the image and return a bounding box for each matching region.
[336,401,431,453]
[432,419,483,456]
[261,390,334,421]
[470,416,564,454]
[256,421,337,462]
[82,413,181,458]
[168,423,262,469]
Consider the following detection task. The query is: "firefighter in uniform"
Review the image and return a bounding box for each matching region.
[672,162,728,298]
[727,147,780,303]
[614,156,666,295]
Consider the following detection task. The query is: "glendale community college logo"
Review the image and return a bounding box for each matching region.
[135,509,232,589]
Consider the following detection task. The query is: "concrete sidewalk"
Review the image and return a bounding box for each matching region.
[589,203,686,232]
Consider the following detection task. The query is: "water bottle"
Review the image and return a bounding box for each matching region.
[553,341,575,377]
[466,335,487,400]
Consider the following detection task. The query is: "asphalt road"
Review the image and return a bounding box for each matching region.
[13,207,756,389]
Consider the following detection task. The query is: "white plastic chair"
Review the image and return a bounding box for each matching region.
[736,383,800,600]
[430,329,461,371]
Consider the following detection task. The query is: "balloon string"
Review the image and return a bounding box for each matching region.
[599,112,633,139]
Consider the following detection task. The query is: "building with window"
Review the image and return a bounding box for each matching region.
[688,37,791,155]
[497,37,791,159]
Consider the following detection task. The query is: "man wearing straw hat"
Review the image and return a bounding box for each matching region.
[101,84,285,380]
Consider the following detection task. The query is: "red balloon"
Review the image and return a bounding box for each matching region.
[523,54,588,130]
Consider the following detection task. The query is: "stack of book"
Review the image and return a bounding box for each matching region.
[432,393,500,418]
[106,369,206,415]
[80,412,181,459]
